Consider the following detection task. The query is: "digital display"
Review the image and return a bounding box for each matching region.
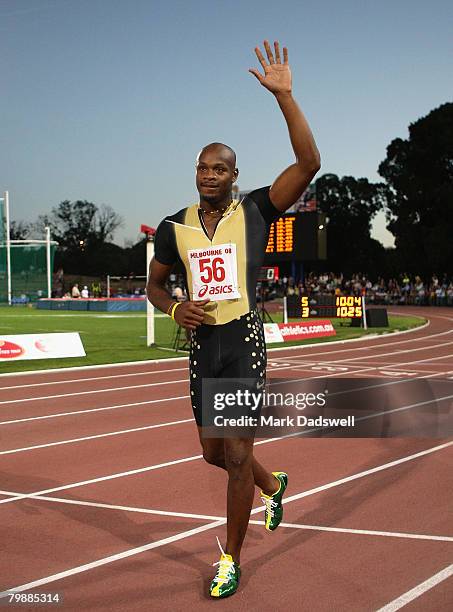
[266,216,296,254]
[263,212,326,262]
[300,296,363,319]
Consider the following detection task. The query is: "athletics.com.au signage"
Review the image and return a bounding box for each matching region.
[0,333,86,361]
[264,320,336,343]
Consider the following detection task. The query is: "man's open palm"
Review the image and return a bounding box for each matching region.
[249,40,292,95]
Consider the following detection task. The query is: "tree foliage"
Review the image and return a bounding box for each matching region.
[9,220,31,240]
[315,174,391,275]
[37,200,124,274]
[378,102,453,274]
[40,200,123,251]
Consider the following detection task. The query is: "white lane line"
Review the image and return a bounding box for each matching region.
[0,361,295,406]
[0,452,203,505]
[0,518,227,599]
[278,441,453,507]
[281,348,453,382]
[265,522,453,542]
[0,367,188,391]
[0,315,431,380]
[297,339,453,366]
[0,436,451,510]
[376,564,453,612]
[0,492,224,521]
[1,440,452,598]
[0,355,189,378]
[1,381,451,457]
[0,362,296,425]
[1,491,452,544]
[0,395,190,426]
[0,379,187,406]
[0,418,194,455]
[252,393,453,449]
[0,369,418,426]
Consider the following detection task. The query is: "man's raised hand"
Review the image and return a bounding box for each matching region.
[249,40,292,95]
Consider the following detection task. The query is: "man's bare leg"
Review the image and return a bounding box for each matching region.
[198,427,279,495]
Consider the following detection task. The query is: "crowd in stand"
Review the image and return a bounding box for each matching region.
[281,273,453,307]
[166,272,453,307]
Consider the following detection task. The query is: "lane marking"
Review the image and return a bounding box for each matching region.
[0,395,190,426]
[0,367,188,391]
[0,418,195,455]
[0,519,227,598]
[278,441,453,506]
[0,361,311,406]
[0,453,204,504]
[1,384,451,457]
[0,379,188,406]
[1,440,452,597]
[1,492,452,543]
[261,522,453,543]
[299,339,453,366]
[0,492,223,521]
[286,348,453,381]
[1,437,452,510]
[0,314,431,379]
[0,355,188,378]
[376,563,453,612]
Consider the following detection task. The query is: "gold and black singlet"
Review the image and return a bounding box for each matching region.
[154,186,281,325]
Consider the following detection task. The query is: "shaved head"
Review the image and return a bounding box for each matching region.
[197,142,236,170]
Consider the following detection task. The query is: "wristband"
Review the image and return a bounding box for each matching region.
[166,301,177,315]
[170,302,181,320]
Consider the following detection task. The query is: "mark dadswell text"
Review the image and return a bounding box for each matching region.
[213,415,355,428]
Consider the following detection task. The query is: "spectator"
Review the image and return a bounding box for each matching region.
[71,283,81,298]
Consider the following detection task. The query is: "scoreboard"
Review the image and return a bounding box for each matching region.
[264,212,326,262]
[265,215,297,256]
[288,295,364,319]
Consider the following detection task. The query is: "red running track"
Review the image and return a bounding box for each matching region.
[0,306,452,611]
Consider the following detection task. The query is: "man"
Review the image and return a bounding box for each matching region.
[147,40,320,598]
[71,283,81,299]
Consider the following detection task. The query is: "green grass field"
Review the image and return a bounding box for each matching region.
[0,305,426,374]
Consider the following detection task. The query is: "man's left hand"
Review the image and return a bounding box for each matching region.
[249,40,292,96]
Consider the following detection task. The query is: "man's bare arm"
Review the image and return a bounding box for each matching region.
[249,40,321,211]
[146,259,209,330]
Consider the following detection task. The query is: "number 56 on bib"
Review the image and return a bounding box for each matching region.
[188,243,241,301]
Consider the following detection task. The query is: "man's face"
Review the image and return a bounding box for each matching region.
[195,146,238,204]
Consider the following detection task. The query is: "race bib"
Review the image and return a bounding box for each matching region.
[188,243,241,301]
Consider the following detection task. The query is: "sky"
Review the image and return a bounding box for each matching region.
[1,0,452,249]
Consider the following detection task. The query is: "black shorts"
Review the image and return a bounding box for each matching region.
[189,310,266,427]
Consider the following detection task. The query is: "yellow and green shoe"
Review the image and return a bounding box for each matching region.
[210,538,241,598]
[260,471,288,531]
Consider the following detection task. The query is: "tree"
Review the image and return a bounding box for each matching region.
[40,200,124,274]
[9,220,31,240]
[315,174,391,275]
[378,102,453,274]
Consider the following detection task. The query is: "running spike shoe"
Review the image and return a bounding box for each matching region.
[260,471,288,531]
[210,537,241,598]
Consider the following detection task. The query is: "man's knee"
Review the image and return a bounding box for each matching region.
[224,443,253,472]
[203,450,225,468]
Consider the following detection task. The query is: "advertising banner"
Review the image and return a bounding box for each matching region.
[0,333,86,361]
[264,320,336,344]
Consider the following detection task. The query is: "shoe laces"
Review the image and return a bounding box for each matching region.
[260,493,278,518]
[212,536,235,583]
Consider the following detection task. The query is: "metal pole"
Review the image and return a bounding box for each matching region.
[106,274,110,298]
[45,226,51,298]
[5,191,11,305]
[362,295,367,330]
[283,295,288,324]
[146,240,155,346]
